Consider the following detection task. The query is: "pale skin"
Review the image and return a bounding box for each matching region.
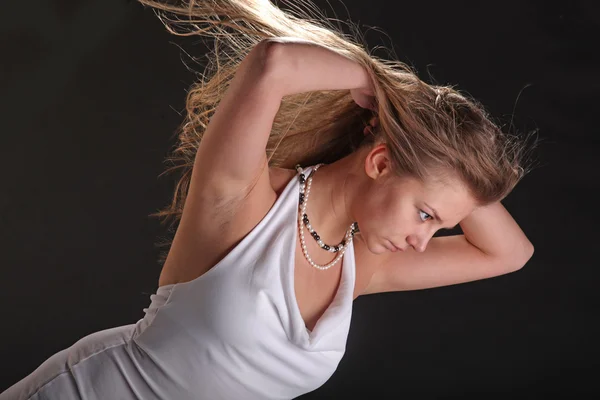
[300,144,478,256]
[159,38,534,331]
[290,140,534,299]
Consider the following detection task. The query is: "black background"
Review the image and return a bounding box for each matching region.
[1,0,598,397]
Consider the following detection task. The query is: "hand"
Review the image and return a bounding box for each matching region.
[351,86,377,111]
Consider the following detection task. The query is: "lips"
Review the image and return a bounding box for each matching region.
[386,240,400,252]
[387,239,404,252]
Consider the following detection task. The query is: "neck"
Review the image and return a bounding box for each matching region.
[303,154,362,244]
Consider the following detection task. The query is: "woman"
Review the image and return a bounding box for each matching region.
[1,0,536,399]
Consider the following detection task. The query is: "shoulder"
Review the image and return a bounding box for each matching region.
[351,235,388,297]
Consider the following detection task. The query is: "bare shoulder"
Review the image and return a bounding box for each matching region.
[158,165,295,287]
[351,236,387,298]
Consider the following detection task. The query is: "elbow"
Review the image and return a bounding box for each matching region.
[239,40,288,94]
[522,241,535,263]
[256,40,289,87]
[258,39,309,97]
[511,241,535,271]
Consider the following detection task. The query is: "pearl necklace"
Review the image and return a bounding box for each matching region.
[295,163,359,270]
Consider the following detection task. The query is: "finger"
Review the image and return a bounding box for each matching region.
[369,100,378,112]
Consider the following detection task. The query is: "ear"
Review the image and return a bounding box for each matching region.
[364,144,393,179]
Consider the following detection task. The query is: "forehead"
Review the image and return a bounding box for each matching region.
[422,174,469,197]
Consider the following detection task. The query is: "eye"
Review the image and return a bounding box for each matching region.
[419,210,432,222]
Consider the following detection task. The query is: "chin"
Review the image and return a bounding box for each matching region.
[358,234,387,254]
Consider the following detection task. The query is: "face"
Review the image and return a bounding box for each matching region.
[351,145,478,254]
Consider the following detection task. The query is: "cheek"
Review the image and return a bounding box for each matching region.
[379,197,413,234]
[355,194,390,232]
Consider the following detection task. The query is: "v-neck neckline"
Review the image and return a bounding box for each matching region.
[285,165,356,349]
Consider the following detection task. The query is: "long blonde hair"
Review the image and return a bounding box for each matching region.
[137,0,537,267]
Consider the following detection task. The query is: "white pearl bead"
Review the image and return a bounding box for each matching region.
[296,164,355,270]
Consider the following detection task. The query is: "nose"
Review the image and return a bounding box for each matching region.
[407,233,432,253]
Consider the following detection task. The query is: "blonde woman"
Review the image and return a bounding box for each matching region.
[1,0,536,399]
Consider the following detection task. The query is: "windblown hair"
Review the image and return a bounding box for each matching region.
[137,0,537,267]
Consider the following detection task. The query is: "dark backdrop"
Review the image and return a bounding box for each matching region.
[1,0,598,397]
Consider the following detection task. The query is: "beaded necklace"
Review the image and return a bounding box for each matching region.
[295,163,359,270]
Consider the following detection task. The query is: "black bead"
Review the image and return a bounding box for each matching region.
[341,239,346,246]
[324,245,330,250]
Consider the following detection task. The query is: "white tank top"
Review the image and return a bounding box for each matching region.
[2,164,357,400]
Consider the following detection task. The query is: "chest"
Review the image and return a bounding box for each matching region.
[293,229,371,330]
[158,166,375,332]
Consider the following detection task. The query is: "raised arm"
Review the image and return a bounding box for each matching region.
[362,202,535,295]
[188,38,372,204]
[188,39,281,201]
[264,37,373,97]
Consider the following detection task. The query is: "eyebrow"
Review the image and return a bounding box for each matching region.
[424,202,459,230]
